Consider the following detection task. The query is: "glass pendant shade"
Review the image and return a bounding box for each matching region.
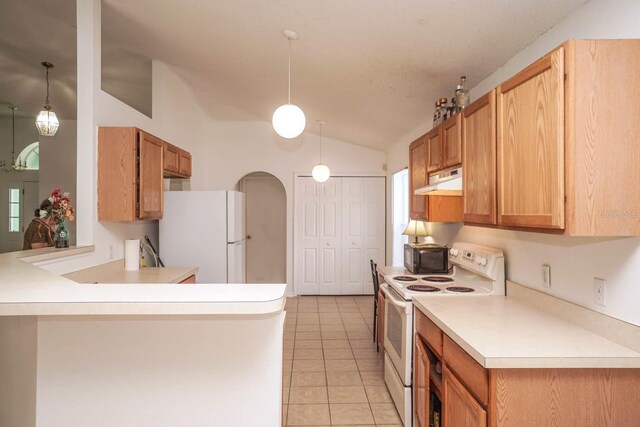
[312,163,331,183]
[272,103,306,139]
[36,108,59,136]
[36,62,59,136]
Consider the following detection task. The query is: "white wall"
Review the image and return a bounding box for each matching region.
[386,0,640,326]
[39,119,78,246]
[46,0,387,291]
[0,117,39,252]
[190,121,385,295]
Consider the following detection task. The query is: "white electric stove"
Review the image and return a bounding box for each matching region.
[380,242,505,426]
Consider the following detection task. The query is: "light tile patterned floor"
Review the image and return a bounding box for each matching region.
[283,296,402,426]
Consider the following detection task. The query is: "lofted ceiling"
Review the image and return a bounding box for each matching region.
[0,0,76,119]
[102,0,588,150]
[0,1,590,148]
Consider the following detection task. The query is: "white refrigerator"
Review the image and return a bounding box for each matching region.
[160,191,246,283]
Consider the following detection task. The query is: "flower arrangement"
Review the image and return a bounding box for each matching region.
[40,189,75,223]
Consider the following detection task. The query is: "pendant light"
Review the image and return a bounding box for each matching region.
[35,62,60,136]
[1,107,27,172]
[312,120,331,183]
[272,29,306,139]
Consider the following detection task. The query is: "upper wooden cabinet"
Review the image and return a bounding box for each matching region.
[164,144,192,179]
[138,132,164,219]
[495,39,640,235]
[409,137,427,220]
[564,39,640,235]
[426,126,442,173]
[163,143,180,175]
[98,128,164,221]
[178,149,192,178]
[442,114,462,169]
[497,46,565,230]
[462,90,497,225]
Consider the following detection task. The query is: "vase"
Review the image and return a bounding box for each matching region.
[55,220,70,248]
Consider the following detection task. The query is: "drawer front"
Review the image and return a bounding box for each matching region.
[443,335,488,407]
[415,309,443,357]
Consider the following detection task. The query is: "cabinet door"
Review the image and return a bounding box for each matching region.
[163,143,179,174]
[414,336,430,427]
[178,149,192,177]
[409,138,427,220]
[426,127,442,173]
[97,127,137,221]
[462,91,497,225]
[442,114,462,168]
[497,47,565,229]
[443,365,486,427]
[138,131,164,219]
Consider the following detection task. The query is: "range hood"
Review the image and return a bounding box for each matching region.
[414,167,462,196]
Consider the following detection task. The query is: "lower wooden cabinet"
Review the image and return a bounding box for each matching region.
[443,365,487,427]
[414,337,431,427]
[179,274,196,284]
[414,309,640,427]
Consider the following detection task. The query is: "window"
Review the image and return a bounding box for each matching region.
[392,169,409,266]
[9,188,20,232]
[16,142,40,170]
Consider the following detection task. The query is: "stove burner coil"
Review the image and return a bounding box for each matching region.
[407,285,441,292]
[446,286,475,293]
[393,276,418,282]
[422,276,454,283]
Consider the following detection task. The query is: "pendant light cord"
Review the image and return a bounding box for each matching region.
[11,107,15,154]
[45,66,50,107]
[288,38,291,104]
[319,122,323,163]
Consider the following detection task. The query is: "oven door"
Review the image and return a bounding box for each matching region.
[382,284,413,386]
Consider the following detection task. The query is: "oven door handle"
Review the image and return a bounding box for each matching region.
[382,284,408,309]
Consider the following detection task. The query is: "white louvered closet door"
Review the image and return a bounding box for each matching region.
[341,178,365,294]
[295,176,384,295]
[295,177,342,295]
[362,177,386,294]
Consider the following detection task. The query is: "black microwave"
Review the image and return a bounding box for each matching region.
[404,243,449,274]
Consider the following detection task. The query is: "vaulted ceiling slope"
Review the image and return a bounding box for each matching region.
[0,0,76,119]
[104,0,587,149]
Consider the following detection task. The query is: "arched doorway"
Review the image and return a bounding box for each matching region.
[236,172,286,284]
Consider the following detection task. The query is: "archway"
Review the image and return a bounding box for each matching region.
[236,172,286,284]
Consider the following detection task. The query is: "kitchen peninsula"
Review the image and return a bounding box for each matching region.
[0,247,286,427]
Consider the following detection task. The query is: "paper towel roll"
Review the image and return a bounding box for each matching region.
[124,239,140,271]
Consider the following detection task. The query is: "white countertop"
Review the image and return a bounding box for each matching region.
[0,247,286,316]
[413,294,640,368]
[63,260,198,284]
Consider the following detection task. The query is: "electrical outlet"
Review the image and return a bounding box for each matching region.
[594,278,606,306]
[109,244,114,260]
[541,265,551,288]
